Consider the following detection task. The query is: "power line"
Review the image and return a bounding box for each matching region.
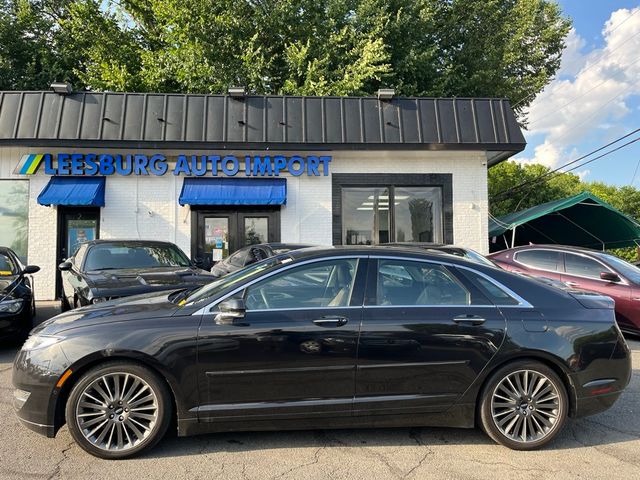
[491,128,640,200]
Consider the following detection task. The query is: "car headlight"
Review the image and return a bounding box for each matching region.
[21,334,64,351]
[91,297,107,304]
[0,298,24,313]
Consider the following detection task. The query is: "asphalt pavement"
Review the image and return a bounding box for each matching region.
[0,302,638,480]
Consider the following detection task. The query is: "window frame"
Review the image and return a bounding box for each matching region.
[332,174,453,245]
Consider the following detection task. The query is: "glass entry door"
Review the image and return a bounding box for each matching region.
[57,207,100,299]
[193,209,280,270]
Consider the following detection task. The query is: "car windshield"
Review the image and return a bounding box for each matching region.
[84,243,191,271]
[599,253,640,283]
[182,256,285,305]
[0,253,16,275]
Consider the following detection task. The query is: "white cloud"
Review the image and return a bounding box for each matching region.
[576,169,591,180]
[516,7,640,168]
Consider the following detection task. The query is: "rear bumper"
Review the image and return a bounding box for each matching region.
[570,336,632,418]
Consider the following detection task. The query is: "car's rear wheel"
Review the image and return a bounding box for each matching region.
[66,362,171,459]
[479,360,568,450]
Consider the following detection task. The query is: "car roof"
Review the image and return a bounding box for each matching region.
[285,245,481,267]
[83,239,179,247]
[493,244,606,256]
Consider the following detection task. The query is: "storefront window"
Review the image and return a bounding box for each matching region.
[342,187,390,245]
[342,185,443,245]
[245,217,268,245]
[394,187,443,243]
[0,180,29,262]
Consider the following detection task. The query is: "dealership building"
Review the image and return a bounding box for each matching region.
[0,90,525,300]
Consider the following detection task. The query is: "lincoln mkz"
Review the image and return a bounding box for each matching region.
[12,247,632,458]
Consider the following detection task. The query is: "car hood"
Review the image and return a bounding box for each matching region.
[33,291,184,335]
[85,266,214,295]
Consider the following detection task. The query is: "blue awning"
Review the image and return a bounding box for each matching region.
[37,176,106,207]
[179,178,287,206]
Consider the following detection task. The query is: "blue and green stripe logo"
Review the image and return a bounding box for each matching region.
[16,154,45,174]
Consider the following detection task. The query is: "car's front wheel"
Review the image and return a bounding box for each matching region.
[65,362,171,459]
[479,360,568,450]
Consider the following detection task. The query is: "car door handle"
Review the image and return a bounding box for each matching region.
[452,315,486,326]
[565,281,580,287]
[313,316,348,327]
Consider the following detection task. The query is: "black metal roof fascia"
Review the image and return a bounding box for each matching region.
[0,92,526,162]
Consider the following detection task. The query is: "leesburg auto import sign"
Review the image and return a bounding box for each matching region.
[15,153,332,177]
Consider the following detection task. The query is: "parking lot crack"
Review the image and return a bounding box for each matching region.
[402,428,434,479]
[270,445,325,479]
[46,440,74,480]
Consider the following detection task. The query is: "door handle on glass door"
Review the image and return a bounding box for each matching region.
[313,316,348,327]
[452,315,486,326]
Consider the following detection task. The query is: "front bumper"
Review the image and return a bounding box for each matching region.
[12,343,70,437]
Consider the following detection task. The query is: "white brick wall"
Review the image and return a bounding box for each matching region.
[0,146,490,300]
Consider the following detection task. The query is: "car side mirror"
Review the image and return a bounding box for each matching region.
[192,257,204,268]
[58,260,73,271]
[21,265,40,275]
[600,271,621,282]
[214,298,246,325]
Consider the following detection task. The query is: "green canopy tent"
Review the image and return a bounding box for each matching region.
[488,192,640,252]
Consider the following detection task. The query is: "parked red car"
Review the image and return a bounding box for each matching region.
[488,245,640,335]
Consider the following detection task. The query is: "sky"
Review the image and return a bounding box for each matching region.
[515,0,640,186]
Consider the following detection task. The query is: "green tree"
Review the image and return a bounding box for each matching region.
[489,161,640,261]
[0,0,80,89]
[1,1,570,118]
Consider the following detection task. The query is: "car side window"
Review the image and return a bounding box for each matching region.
[565,253,608,279]
[375,259,471,306]
[515,250,562,271]
[229,249,249,267]
[245,259,358,310]
[457,269,520,306]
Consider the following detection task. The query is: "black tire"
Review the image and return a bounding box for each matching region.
[65,361,172,459]
[479,360,568,450]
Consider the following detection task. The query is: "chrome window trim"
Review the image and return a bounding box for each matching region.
[191,255,368,315]
[246,305,363,313]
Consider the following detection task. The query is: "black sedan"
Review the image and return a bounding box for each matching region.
[14,246,631,459]
[59,240,214,310]
[209,243,315,277]
[0,247,39,342]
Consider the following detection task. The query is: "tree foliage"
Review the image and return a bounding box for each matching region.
[489,161,640,260]
[0,0,570,115]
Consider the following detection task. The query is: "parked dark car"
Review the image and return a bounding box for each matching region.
[0,247,39,342]
[488,245,640,334]
[385,243,496,267]
[209,243,315,277]
[14,246,631,458]
[58,240,214,310]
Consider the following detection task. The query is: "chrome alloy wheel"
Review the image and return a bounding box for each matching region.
[490,369,561,443]
[75,372,159,451]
